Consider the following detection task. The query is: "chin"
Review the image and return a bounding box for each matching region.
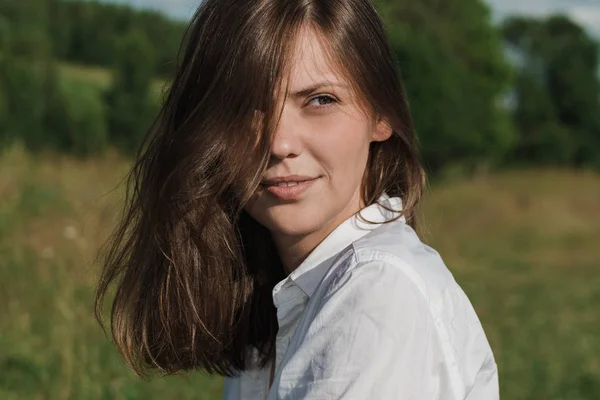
[262,212,324,237]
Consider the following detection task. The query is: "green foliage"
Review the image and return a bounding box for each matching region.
[47,0,72,57]
[0,0,57,152]
[0,0,52,60]
[47,74,110,157]
[1,0,184,79]
[55,0,184,78]
[1,0,598,171]
[508,73,578,163]
[0,18,9,149]
[1,52,110,157]
[1,0,161,157]
[105,29,159,155]
[0,57,48,152]
[376,0,515,173]
[0,67,8,150]
[502,15,600,168]
[0,92,7,147]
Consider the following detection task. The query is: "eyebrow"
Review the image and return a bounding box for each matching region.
[288,82,348,98]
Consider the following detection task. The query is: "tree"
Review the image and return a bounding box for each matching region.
[502,15,600,167]
[0,0,54,152]
[0,16,10,149]
[55,77,109,156]
[56,0,184,79]
[47,0,72,58]
[105,29,158,154]
[375,0,514,173]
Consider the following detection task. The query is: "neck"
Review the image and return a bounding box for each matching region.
[273,229,332,275]
[273,192,364,275]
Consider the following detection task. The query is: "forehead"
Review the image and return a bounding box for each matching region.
[286,27,347,88]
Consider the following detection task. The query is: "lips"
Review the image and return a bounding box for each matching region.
[261,175,316,186]
[261,175,318,200]
[268,181,305,187]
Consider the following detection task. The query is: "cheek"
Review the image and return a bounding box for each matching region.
[314,118,372,180]
[244,193,276,231]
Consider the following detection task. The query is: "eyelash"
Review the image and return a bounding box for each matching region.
[307,94,338,109]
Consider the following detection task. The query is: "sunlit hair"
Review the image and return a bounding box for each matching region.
[95,0,426,378]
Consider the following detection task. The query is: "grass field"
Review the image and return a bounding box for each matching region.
[0,143,599,399]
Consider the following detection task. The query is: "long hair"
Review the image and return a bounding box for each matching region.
[95,0,426,378]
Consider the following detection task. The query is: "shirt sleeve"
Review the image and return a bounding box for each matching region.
[273,260,495,400]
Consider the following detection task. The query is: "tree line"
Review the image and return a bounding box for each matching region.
[1,0,599,173]
[0,0,165,156]
[49,0,185,78]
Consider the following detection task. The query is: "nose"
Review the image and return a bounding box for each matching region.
[270,108,303,160]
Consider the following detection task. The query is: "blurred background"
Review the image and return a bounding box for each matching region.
[1,0,599,399]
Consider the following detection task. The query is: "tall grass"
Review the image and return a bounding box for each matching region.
[0,145,222,399]
[1,144,599,399]
[423,170,600,399]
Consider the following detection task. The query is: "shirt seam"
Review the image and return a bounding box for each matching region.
[348,245,466,399]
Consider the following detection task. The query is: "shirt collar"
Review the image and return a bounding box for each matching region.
[273,194,405,300]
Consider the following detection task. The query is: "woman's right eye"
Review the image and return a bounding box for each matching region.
[307,94,338,109]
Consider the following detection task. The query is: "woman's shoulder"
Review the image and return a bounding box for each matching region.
[325,218,489,350]
[316,219,497,392]
[349,219,457,298]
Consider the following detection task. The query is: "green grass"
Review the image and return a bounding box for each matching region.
[58,62,170,96]
[58,63,113,88]
[0,145,222,399]
[422,170,600,399]
[1,144,599,399]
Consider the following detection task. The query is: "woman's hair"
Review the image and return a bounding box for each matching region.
[95,0,426,378]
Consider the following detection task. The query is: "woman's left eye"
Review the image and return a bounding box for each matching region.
[308,95,338,108]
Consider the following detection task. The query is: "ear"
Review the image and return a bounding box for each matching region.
[371,117,393,143]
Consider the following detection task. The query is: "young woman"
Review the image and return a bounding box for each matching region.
[95,0,499,398]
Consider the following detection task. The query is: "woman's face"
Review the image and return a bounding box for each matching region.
[245,28,391,245]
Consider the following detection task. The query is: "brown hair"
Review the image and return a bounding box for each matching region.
[95,0,425,378]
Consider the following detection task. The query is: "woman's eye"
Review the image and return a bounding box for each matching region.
[308,95,337,108]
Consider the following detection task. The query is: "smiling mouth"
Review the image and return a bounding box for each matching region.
[264,181,305,187]
[261,175,317,186]
[260,177,318,200]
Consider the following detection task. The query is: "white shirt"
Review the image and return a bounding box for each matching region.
[222,195,499,399]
